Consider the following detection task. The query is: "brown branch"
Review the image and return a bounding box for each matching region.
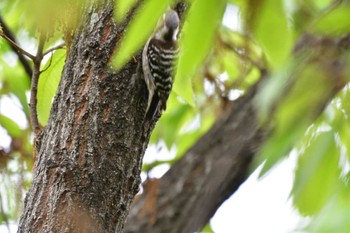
[0,33,36,60]
[0,16,34,77]
[29,34,45,136]
[0,19,35,60]
[42,43,66,57]
[125,34,350,233]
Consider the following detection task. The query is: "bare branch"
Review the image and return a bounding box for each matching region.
[43,43,66,57]
[0,16,34,77]
[0,25,36,61]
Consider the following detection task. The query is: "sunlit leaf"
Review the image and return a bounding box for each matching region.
[258,60,334,175]
[327,89,350,160]
[305,182,350,232]
[0,114,22,138]
[312,0,334,9]
[292,131,340,215]
[312,4,350,36]
[151,94,193,148]
[174,0,226,106]
[114,0,137,22]
[112,0,172,69]
[202,223,215,233]
[252,0,292,68]
[3,64,30,118]
[162,104,192,148]
[37,49,65,125]
[19,0,87,34]
[222,51,239,80]
[176,130,202,158]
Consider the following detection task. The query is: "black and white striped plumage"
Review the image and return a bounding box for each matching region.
[142,10,179,119]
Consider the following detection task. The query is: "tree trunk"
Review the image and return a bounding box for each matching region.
[17,0,350,232]
[18,2,153,232]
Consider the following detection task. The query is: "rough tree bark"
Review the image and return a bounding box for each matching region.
[18,1,154,232]
[17,0,350,232]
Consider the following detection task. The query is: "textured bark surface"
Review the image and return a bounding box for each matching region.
[18,2,153,233]
[17,0,350,232]
[124,34,350,233]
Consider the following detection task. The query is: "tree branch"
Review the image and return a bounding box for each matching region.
[29,34,45,136]
[0,16,36,66]
[125,34,350,233]
[42,43,66,57]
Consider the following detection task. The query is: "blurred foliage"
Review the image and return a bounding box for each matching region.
[202,223,215,233]
[0,0,350,232]
[112,0,171,70]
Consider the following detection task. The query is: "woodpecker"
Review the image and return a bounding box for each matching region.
[142,10,180,119]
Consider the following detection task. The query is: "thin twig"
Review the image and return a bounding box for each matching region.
[0,32,36,60]
[0,16,33,77]
[40,51,54,74]
[30,33,46,135]
[43,43,66,57]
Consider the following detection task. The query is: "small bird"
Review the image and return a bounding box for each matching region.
[142,10,180,119]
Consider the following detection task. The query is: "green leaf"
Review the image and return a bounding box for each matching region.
[202,223,215,233]
[305,183,350,232]
[176,130,202,158]
[4,64,30,118]
[253,0,292,68]
[174,0,226,106]
[292,131,340,216]
[112,0,172,69]
[17,0,87,34]
[0,114,22,138]
[312,0,334,10]
[326,91,350,160]
[162,104,192,148]
[176,112,214,158]
[258,61,333,175]
[151,95,193,148]
[37,50,65,125]
[257,124,304,176]
[312,4,350,36]
[339,123,350,161]
[114,0,136,22]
